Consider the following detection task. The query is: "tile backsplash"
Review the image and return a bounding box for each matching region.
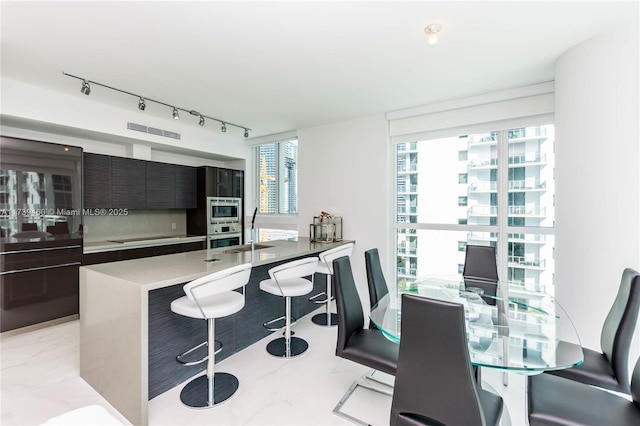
[82,210,187,242]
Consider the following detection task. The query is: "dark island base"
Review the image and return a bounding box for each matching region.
[148,256,328,400]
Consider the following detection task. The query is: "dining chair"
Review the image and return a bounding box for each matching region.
[462,244,499,305]
[390,293,503,426]
[332,255,399,425]
[365,248,389,324]
[545,267,640,393]
[528,355,640,425]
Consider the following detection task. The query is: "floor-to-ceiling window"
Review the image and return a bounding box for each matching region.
[395,124,556,300]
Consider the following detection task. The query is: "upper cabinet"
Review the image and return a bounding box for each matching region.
[146,161,175,209]
[83,153,197,210]
[112,157,146,209]
[207,167,244,198]
[174,165,197,209]
[83,153,112,209]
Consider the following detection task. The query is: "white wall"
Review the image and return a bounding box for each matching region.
[1,78,250,163]
[555,22,640,360]
[297,114,392,311]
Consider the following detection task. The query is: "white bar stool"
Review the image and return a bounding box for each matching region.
[260,257,319,358]
[310,243,354,326]
[170,263,252,408]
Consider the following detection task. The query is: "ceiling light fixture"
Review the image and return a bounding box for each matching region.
[424,23,442,47]
[80,80,91,95]
[62,71,251,135]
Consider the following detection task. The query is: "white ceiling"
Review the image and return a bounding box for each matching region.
[1,1,638,138]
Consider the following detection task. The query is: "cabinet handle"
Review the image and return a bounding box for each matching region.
[0,262,81,275]
[0,245,82,255]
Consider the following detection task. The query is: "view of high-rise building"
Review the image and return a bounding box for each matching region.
[258,139,298,215]
[396,125,555,298]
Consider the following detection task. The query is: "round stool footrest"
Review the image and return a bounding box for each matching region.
[179,372,239,408]
[309,292,329,304]
[311,312,338,327]
[266,336,309,358]
[176,340,223,366]
[262,315,297,332]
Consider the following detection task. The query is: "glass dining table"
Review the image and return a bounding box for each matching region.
[369,276,584,374]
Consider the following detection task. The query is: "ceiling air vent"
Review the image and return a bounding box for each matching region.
[127,122,181,140]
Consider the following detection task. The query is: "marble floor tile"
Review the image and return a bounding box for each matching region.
[1,309,527,425]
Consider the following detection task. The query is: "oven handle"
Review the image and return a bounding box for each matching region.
[0,262,82,275]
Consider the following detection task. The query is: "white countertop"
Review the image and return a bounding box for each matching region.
[81,237,353,291]
[83,235,206,254]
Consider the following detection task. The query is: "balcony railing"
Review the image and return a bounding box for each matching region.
[397,164,418,173]
[397,184,418,193]
[467,158,498,170]
[467,231,498,242]
[397,206,418,214]
[468,134,497,145]
[508,206,547,216]
[468,181,497,193]
[467,205,497,216]
[508,256,546,268]
[397,267,418,276]
[508,179,546,191]
[509,153,546,165]
[506,233,547,243]
[397,246,418,256]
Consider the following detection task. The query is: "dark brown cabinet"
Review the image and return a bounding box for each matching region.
[82,241,205,266]
[83,153,197,210]
[174,165,197,209]
[83,153,112,208]
[146,162,175,209]
[212,167,244,198]
[111,157,146,209]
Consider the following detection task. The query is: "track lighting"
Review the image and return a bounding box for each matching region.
[63,72,251,135]
[80,80,91,95]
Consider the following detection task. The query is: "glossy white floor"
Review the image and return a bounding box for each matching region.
[1,308,527,425]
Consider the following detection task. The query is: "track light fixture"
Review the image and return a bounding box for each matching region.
[80,80,91,95]
[63,71,251,135]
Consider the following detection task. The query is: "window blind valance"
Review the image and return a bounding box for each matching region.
[388,83,555,143]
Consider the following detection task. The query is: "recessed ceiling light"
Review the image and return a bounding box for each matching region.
[424,23,442,47]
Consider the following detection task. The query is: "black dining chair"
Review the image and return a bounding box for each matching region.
[463,244,499,305]
[528,355,640,425]
[332,255,399,425]
[545,267,640,394]
[390,294,503,426]
[365,248,389,318]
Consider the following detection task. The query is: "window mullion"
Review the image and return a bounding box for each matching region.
[497,130,510,298]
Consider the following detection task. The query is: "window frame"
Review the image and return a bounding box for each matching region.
[255,138,299,215]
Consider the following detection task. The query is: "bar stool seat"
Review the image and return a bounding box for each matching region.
[260,257,318,358]
[310,243,354,326]
[170,263,252,409]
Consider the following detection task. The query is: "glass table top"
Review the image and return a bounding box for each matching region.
[369,276,584,373]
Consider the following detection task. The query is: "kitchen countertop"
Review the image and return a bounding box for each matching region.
[81,237,352,291]
[83,235,206,254]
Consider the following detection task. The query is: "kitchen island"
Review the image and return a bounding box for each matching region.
[79,237,353,425]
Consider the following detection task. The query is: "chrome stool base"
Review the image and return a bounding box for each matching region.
[266,336,308,358]
[311,312,338,326]
[179,372,239,408]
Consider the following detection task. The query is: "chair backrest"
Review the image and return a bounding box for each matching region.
[333,255,365,358]
[268,257,318,282]
[319,243,354,274]
[463,244,498,281]
[365,248,389,308]
[183,263,252,301]
[390,294,488,426]
[630,355,640,405]
[21,222,38,231]
[600,267,640,392]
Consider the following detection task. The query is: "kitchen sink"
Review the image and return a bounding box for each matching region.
[223,244,273,253]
